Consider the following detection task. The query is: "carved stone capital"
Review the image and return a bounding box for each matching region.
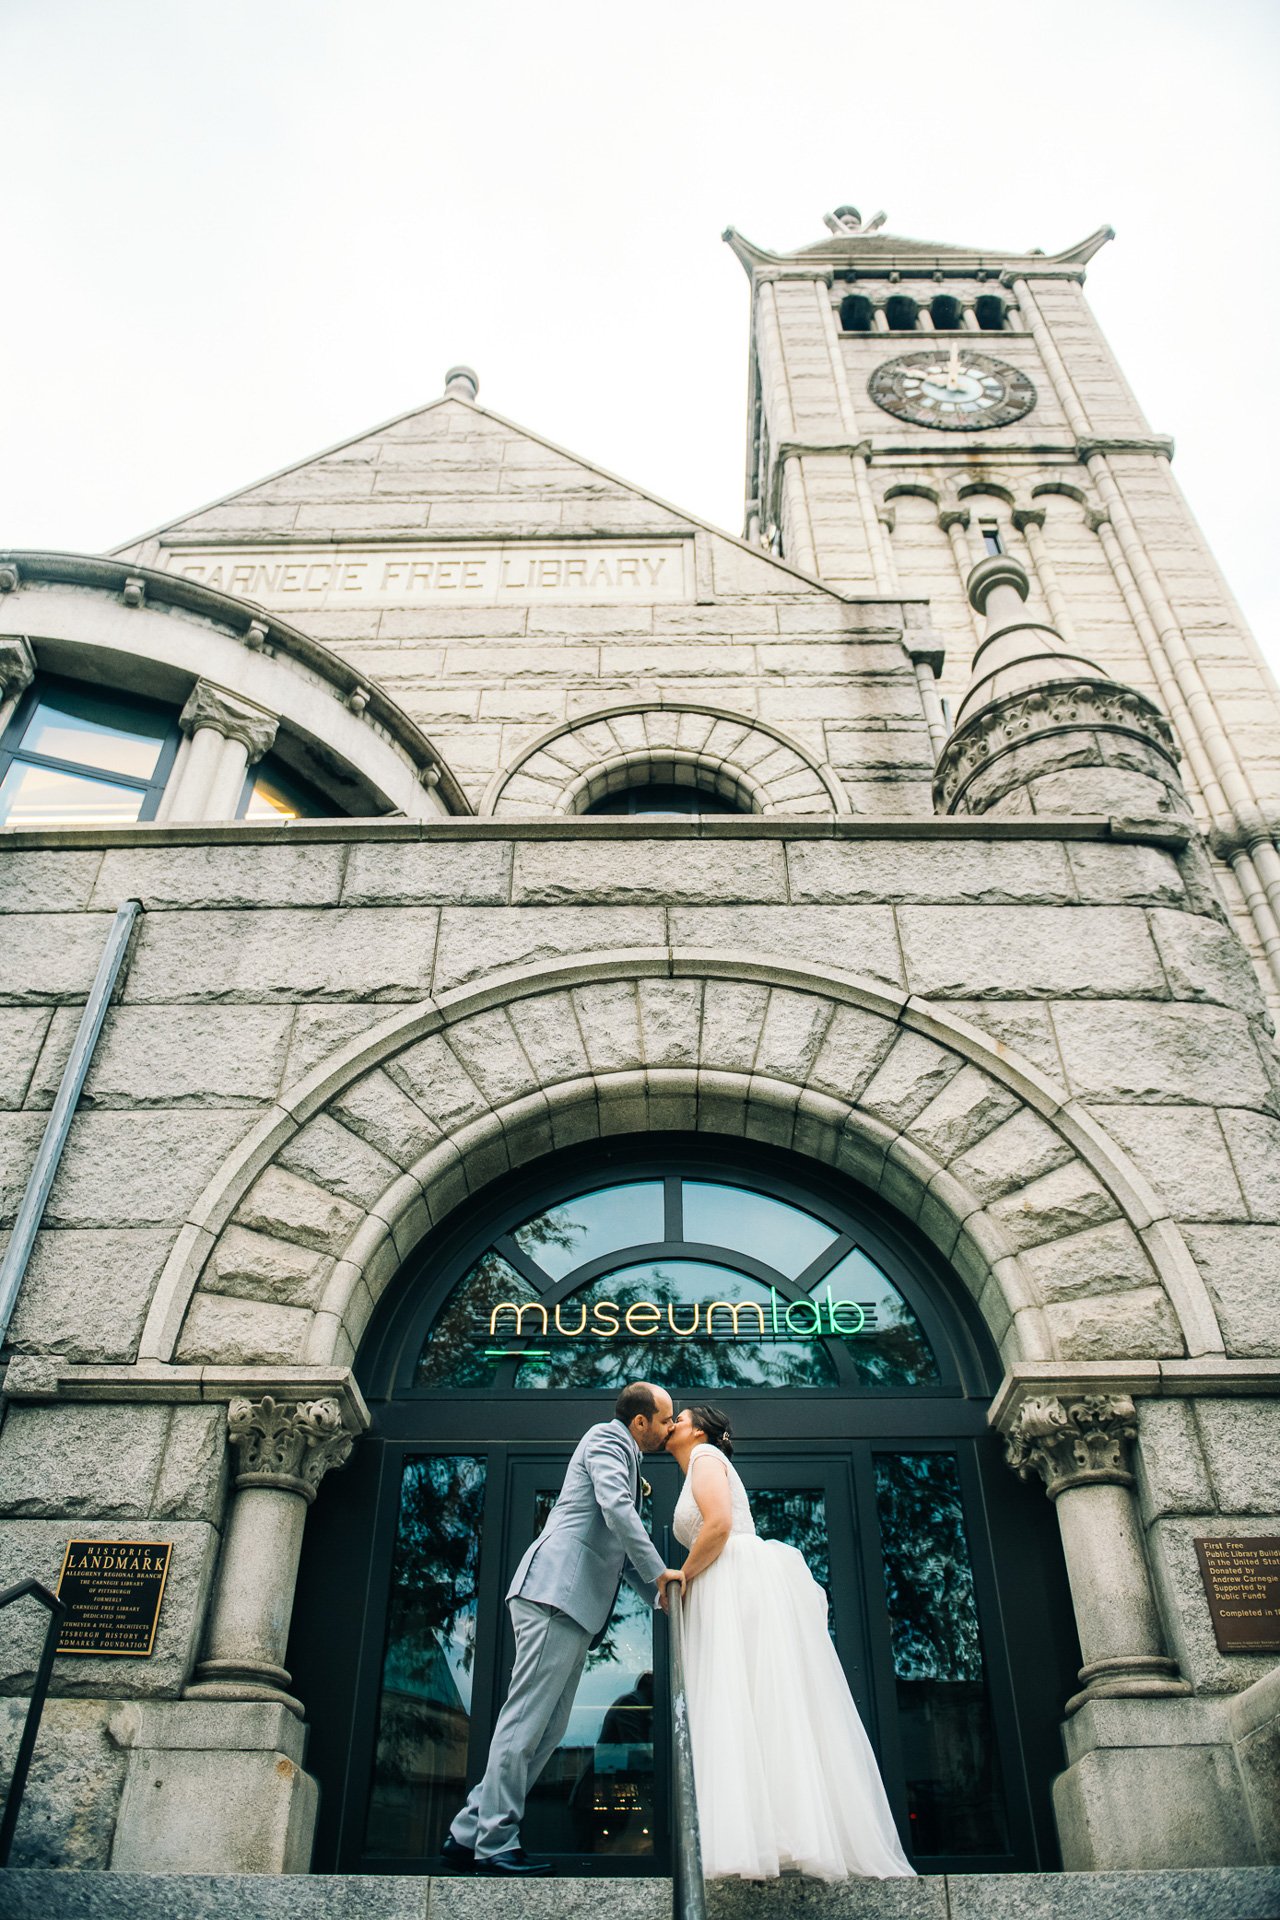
[1011,507,1046,532]
[0,634,36,701]
[227,1395,355,1504]
[937,509,970,533]
[1083,505,1111,534]
[1210,813,1280,864]
[1077,435,1175,462]
[1004,1393,1137,1499]
[180,679,278,764]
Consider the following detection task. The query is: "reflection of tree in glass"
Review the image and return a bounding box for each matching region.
[844,1301,939,1387]
[371,1456,486,1794]
[750,1489,831,1601]
[509,1205,581,1265]
[415,1253,536,1388]
[516,1271,839,1391]
[874,1454,982,1683]
[533,1486,654,1673]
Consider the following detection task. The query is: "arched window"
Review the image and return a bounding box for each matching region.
[839,292,875,332]
[414,1171,942,1392]
[884,293,919,332]
[974,293,1007,332]
[291,1141,1077,1879]
[237,753,335,822]
[573,761,755,816]
[581,782,743,817]
[929,294,964,331]
[0,675,179,828]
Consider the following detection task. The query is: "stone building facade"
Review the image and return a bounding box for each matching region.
[0,211,1277,1891]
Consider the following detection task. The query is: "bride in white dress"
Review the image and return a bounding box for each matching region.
[667,1405,916,1883]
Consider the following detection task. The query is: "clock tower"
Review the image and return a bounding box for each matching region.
[726,209,1280,1012]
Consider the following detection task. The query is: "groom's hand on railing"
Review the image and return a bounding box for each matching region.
[657,1569,686,1612]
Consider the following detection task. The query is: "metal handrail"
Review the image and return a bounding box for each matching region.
[666,1587,707,1920]
[0,1579,66,1867]
[0,898,142,1346]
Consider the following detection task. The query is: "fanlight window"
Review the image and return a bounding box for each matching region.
[414,1173,940,1391]
[237,754,333,822]
[0,676,178,827]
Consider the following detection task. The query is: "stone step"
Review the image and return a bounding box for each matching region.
[3,1869,1279,1920]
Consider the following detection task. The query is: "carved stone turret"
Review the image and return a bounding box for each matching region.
[934,556,1191,821]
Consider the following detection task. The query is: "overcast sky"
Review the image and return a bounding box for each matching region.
[4,1,1278,674]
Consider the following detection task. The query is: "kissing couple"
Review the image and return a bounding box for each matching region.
[443,1381,915,1882]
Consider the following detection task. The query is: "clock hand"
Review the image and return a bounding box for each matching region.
[947,340,961,389]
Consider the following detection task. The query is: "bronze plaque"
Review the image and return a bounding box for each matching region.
[1194,1536,1280,1653]
[55,1540,172,1657]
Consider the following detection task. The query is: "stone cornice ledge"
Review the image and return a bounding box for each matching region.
[0,1356,370,1430]
[0,812,1194,850]
[989,1358,1280,1432]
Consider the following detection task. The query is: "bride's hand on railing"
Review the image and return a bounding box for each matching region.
[658,1568,686,1611]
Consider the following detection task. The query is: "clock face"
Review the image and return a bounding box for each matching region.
[868,349,1036,430]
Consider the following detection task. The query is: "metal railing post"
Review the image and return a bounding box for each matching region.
[0,1580,66,1867]
[0,898,141,1346]
[667,1589,707,1920]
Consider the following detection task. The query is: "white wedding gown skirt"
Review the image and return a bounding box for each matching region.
[676,1447,915,1882]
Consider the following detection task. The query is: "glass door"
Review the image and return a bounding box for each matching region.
[361,1451,496,1861]
[503,1456,681,1867]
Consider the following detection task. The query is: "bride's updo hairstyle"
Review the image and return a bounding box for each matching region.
[689,1405,734,1460]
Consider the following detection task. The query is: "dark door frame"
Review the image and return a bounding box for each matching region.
[289,1135,1078,1877]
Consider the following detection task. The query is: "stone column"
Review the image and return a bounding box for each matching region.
[187,1396,354,1716]
[166,680,278,823]
[1011,505,1080,649]
[0,633,35,735]
[910,647,950,761]
[1004,1393,1189,1713]
[1087,507,1280,996]
[938,509,984,643]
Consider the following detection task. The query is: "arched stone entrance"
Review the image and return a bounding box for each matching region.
[289,1130,1079,1874]
[145,952,1219,1875]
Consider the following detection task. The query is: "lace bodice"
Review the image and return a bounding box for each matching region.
[673,1443,756,1549]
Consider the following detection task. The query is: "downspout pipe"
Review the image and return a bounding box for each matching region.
[0,898,142,1348]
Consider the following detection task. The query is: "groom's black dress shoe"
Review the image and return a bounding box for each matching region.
[440,1837,475,1872]
[476,1848,552,1876]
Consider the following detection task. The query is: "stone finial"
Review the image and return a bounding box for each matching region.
[179,679,278,765]
[1004,1393,1138,1499]
[0,633,36,701]
[822,206,887,236]
[444,365,479,402]
[122,576,147,608]
[0,562,21,593]
[227,1395,355,1504]
[932,553,1189,819]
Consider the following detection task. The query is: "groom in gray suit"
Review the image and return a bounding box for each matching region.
[444,1381,682,1876]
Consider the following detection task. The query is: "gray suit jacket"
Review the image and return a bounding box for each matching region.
[508,1419,667,1640]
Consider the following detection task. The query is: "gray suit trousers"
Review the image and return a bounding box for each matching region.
[449,1596,592,1859]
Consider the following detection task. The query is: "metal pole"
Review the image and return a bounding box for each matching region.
[0,898,141,1346]
[0,1580,66,1867]
[667,1590,707,1920]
